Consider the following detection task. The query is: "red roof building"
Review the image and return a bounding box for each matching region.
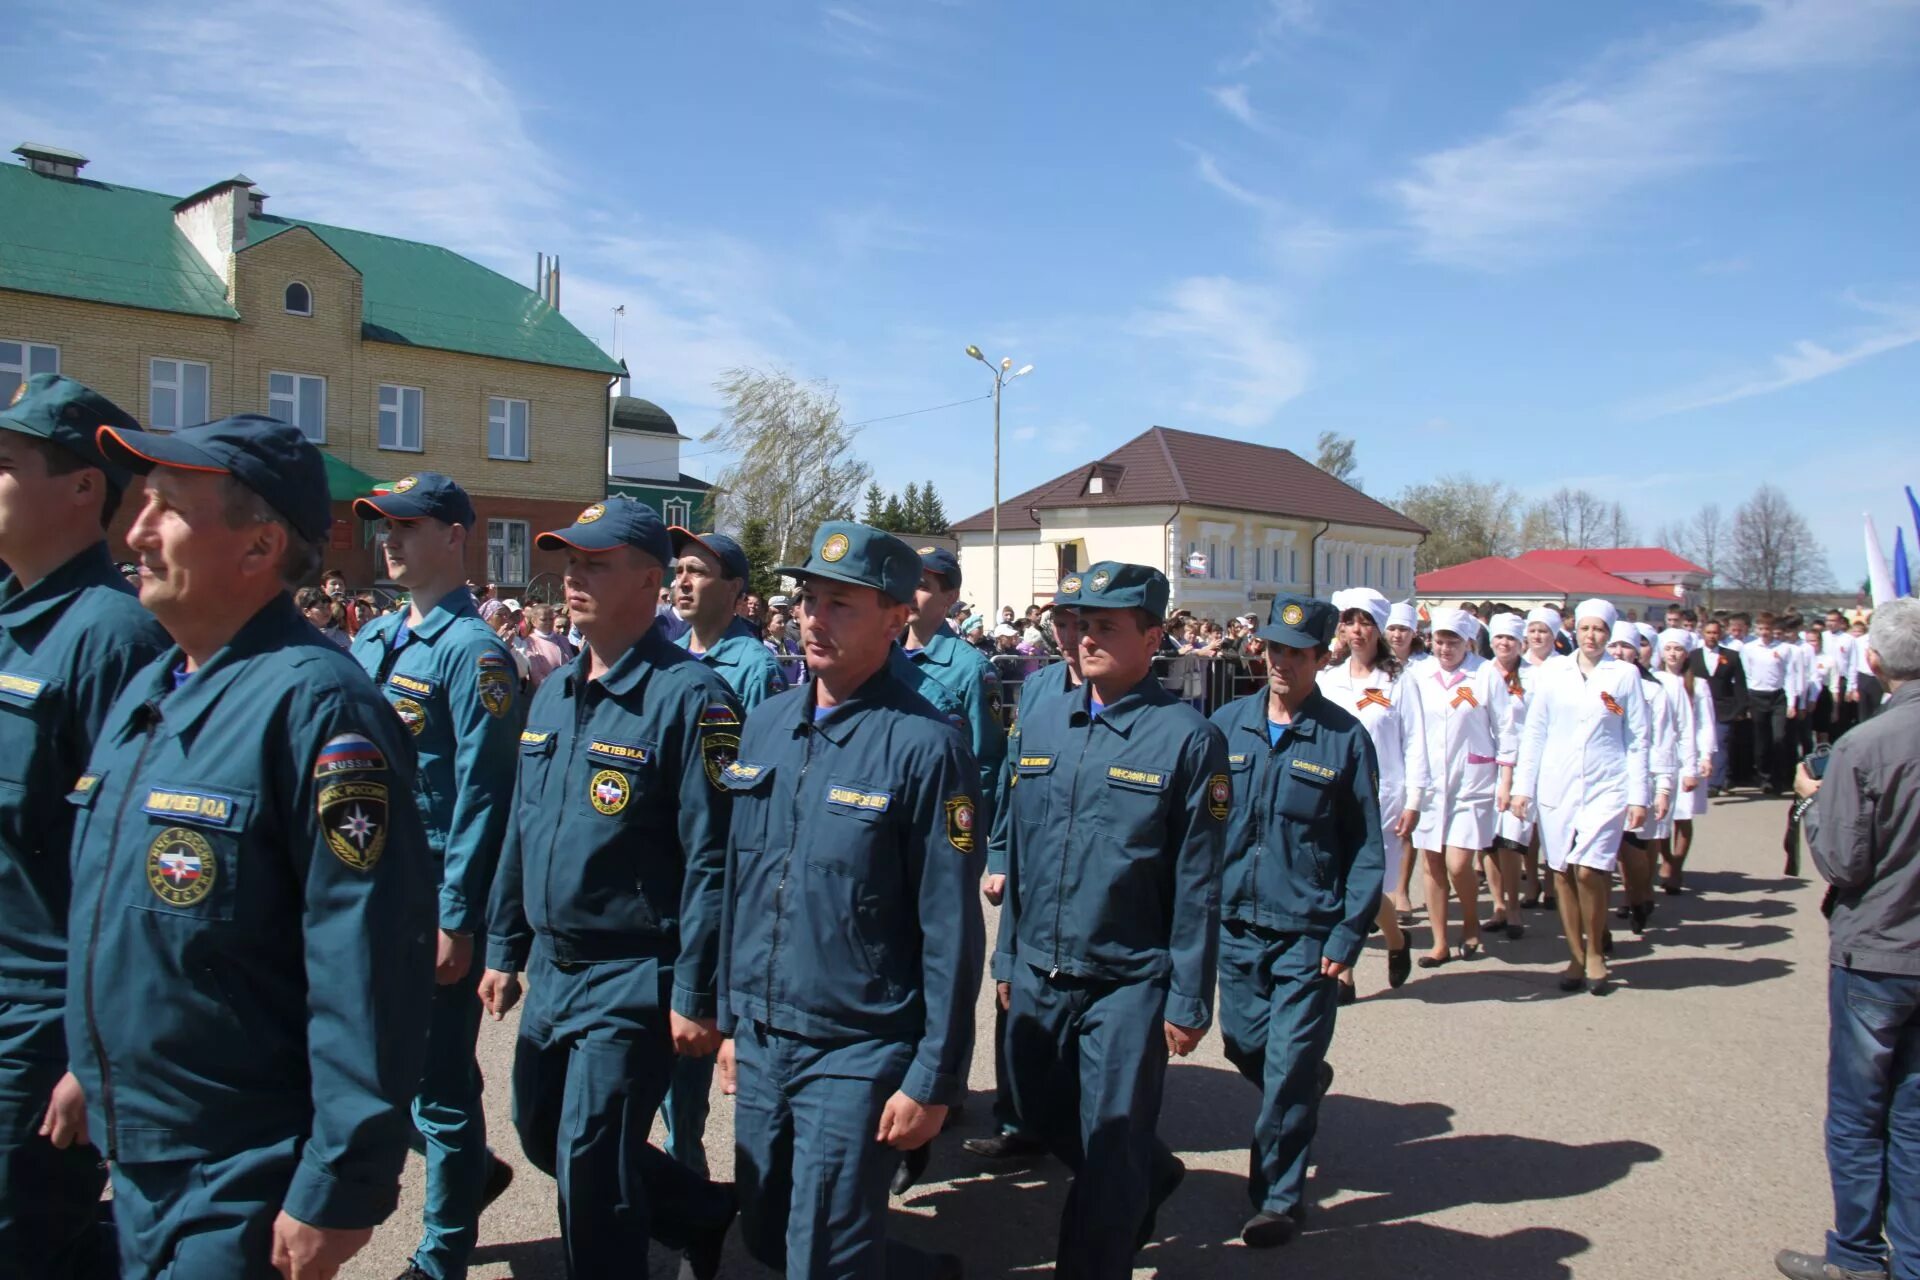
[1416,554,1674,615]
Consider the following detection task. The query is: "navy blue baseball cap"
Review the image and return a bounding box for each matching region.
[1068,561,1170,618]
[2,373,145,489]
[1256,593,1339,649]
[777,521,920,604]
[353,471,475,527]
[669,528,750,582]
[915,544,962,589]
[97,413,331,541]
[535,496,673,565]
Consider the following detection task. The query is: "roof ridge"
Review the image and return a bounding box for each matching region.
[1147,426,1191,502]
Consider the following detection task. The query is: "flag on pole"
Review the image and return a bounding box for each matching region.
[1865,513,1896,607]
[1908,486,1920,557]
[1897,527,1913,599]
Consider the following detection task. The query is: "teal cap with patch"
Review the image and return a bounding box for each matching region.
[1068,561,1169,618]
[536,496,673,565]
[1256,593,1338,649]
[777,520,920,604]
[1,373,145,489]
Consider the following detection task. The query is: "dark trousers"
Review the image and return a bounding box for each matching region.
[0,1000,111,1278]
[509,953,729,1278]
[1858,675,1886,723]
[111,1135,299,1280]
[1711,720,1736,789]
[409,963,488,1279]
[1824,965,1919,1280]
[1729,716,1757,787]
[1216,925,1339,1216]
[1748,690,1792,791]
[1006,964,1170,1280]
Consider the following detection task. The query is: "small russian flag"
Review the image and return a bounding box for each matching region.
[315,733,387,777]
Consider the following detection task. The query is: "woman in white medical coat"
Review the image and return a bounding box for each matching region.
[1382,600,1427,919]
[1319,588,1429,992]
[1655,627,1716,896]
[1484,612,1533,940]
[1411,608,1511,967]
[1517,607,1566,908]
[1614,622,1677,937]
[1510,600,1650,994]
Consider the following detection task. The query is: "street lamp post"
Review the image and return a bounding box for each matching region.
[965,345,1033,622]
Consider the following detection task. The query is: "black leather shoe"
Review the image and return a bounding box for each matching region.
[1774,1247,1888,1280]
[394,1268,431,1280]
[480,1154,514,1211]
[890,1143,931,1196]
[927,1252,965,1280]
[1387,946,1412,988]
[1337,980,1356,1006]
[678,1184,738,1280]
[1135,1150,1186,1248]
[1240,1208,1299,1248]
[961,1131,1046,1160]
[1318,1060,1334,1096]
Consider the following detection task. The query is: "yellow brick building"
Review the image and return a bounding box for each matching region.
[0,144,624,592]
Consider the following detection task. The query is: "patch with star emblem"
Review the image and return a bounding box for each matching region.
[945,796,977,854]
[1281,603,1305,627]
[318,781,389,871]
[1206,773,1232,821]
[392,697,427,736]
[590,768,631,815]
[147,827,218,907]
[477,651,515,719]
[702,732,741,789]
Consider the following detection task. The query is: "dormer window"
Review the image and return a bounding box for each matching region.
[284,282,312,316]
[1082,462,1122,497]
[1088,476,1104,494]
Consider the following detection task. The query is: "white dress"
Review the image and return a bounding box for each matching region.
[1488,661,1535,848]
[1513,654,1650,873]
[1657,670,1719,821]
[1630,671,1681,842]
[1411,654,1511,852]
[1316,660,1432,885]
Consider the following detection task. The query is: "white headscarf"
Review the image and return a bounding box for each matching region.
[1609,620,1640,647]
[1634,622,1659,648]
[1330,588,1391,632]
[1575,598,1619,629]
[1488,612,1526,642]
[1525,606,1563,633]
[1387,601,1420,631]
[1430,607,1479,640]
[1658,626,1695,655]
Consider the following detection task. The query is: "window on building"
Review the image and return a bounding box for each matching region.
[1289,549,1299,583]
[268,371,326,441]
[487,519,529,586]
[378,384,424,451]
[1227,545,1237,580]
[1344,553,1353,585]
[1362,555,1371,587]
[488,396,530,461]
[1252,547,1263,582]
[148,358,210,431]
[284,282,312,316]
[662,497,691,526]
[0,340,59,406]
[1399,556,1407,589]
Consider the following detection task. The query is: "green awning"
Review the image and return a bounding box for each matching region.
[322,452,380,501]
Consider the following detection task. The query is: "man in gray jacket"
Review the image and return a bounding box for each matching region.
[1776,597,1920,1280]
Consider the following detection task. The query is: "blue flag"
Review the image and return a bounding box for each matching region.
[1909,486,1920,560]
[1898,527,1913,599]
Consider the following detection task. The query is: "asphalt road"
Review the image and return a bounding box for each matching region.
[347,789,1832,1279]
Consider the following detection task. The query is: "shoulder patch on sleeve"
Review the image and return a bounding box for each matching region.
[314,733,387,779]
[318,779,388,870]
[945,795,977,854]
[476,650,515,719]
[1206,772,1232,821]
[702,731,741,789]
[701,702,742,728]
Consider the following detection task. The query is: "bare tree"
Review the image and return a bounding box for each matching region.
[1314,431,1360,490]
[1687,503,1726,608]
[705,368,871,567]
[1725,485,1830,609]
[1396,474,1521,572]
[1541,487,1613,548]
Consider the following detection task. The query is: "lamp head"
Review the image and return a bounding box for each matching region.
[965,345,985,362]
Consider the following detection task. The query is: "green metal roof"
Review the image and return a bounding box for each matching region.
[322,451,380,502]
[0,164,238,318]
[0,164,623,376]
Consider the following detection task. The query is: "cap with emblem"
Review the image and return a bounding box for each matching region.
[1068,561,1169,617]
[775,520,920,604]
[1053,571,1086,608]
[916,545,962,589]
[669,528,750,581]
[535,496,672,564]
[3,373,146,490]
[97,412,331,540]
[352,471,475,527]
[1256,592,1338,649]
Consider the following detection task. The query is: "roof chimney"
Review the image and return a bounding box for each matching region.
[171,174,254,297]
[13,143,89,179]
[247,186,267,215]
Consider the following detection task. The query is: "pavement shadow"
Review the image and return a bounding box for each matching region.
[1144,1216,1592,1279]
[1683,869,1801,895]
[1614,954,1794,990]
[467,1236,564,1277]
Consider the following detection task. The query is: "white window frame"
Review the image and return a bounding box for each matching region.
[148,356,210,431]
[268,371,327,442]
[487,518,530,586]
[0,339,59,405]
[662,496,691,526]
[488,396,530,461]
[1290,549,1299,584]
[284,281,312,316]
[377,383,424,452]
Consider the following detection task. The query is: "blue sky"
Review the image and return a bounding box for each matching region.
[5,0,1918,582]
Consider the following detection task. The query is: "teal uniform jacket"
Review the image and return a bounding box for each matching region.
[992,673,1229,1031]
[484,626,742,1019]
[1209,689,1386,968]
[986,659,1075,877]
[902,624,1008,830]
[352,588,520,933]
[716,665,984,1105]
[676,615,788,711]
[65,594,433,1225]
[0,544,170,1001]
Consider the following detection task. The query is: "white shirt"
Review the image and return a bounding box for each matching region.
[1514,653,1651,814]
[1316,660,1431,817]
[1821,630,1856,693]
[1741,638,1792,696]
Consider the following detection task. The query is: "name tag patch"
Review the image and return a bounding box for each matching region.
[521,730,553,746]
[1017,755,1055,770]
[1106,765,1166,789]
[0,671,46,702]
[827,786,892,814]
[587,740,651,766]
[386,673,436,698]
[142,788,237,827]
[1289,758,1336,782]
[74,773,100,793]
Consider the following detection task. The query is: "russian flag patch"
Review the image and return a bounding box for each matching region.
[314,732,388,779]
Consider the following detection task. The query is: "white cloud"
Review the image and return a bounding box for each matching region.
[1130,276,1310,429]
[1208,83,1260,129]
[1392,0,1920,268]
[1186,148,1368,275]
[1223,0,1319,73]
[1632,294,1920,417]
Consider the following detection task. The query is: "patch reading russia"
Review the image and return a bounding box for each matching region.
[142,788,236,827]
[318,781,388,870]
[700,703,742,727]
[313,733,387,779]
[590,769,631,815]
[946,796,976,854]
[147,828,217,907]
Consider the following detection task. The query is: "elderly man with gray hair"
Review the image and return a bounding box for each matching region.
[1776,598,1920,1280]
